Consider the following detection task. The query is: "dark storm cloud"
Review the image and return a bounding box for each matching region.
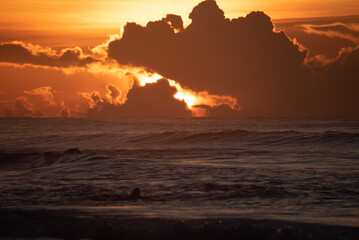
[108,0,359,117]
[87,79,191,118]
[303,46,359,116]
[0,42,96,67]
[307,46,359,76]
[343,47,359,75]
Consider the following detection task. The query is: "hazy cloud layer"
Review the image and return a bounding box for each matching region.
[4,96,44,118]
[0,62,120,118]
[108,0,359,117]
[307,23,359,43]
[274,15,359,58]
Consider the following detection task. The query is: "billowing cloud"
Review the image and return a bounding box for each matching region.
[81,83,124,107]
[1,0,358,118]
[84,79,191,118]
[0,13,245,118]
[80,91,104,109]
[108,0,359,117]
[0,42,96,67]
[108,0,309,117]
[105,84,122,104]
[24,86,56,105]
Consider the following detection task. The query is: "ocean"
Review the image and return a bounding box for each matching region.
[0,118,358,239]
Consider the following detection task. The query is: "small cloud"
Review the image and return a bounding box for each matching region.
[24,86,56,105]
[106,84,123,105]
[80,91,103,108]
[0,41,97,67]
[58,105,71,118]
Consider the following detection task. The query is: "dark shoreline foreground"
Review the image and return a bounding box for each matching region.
[0,209,358,240]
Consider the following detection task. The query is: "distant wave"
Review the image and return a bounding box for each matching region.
[1,130,358,168]
[126,129,359,146]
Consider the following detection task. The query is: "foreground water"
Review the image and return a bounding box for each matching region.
[0,118,358,230]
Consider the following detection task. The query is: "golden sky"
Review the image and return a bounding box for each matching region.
[1,0,359,47]
[0,0,359,118]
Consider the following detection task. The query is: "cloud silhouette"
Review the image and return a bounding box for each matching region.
[343,47,359,75]
[108,0,310,117]
[108,0,359,117]
[85,79,191,118]
[0,0,358,118]
[0,42,96,67]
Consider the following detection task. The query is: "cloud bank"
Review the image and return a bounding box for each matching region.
[4,96,44,118]
[108,0,359,117]
[0,0,358,118]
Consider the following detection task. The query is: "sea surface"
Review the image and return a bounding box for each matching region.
[0,118,358,229]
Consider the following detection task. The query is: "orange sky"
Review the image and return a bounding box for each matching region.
[0,0,359,118]
[1,0,359,47]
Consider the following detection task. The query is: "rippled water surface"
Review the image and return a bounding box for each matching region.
[0,118,358,227]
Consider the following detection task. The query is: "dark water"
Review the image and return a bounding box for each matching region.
[0,118,358,228]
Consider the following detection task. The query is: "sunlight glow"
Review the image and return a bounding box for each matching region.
[168,80,196,108]
[134,69,239,116]
[137,73,163,86]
